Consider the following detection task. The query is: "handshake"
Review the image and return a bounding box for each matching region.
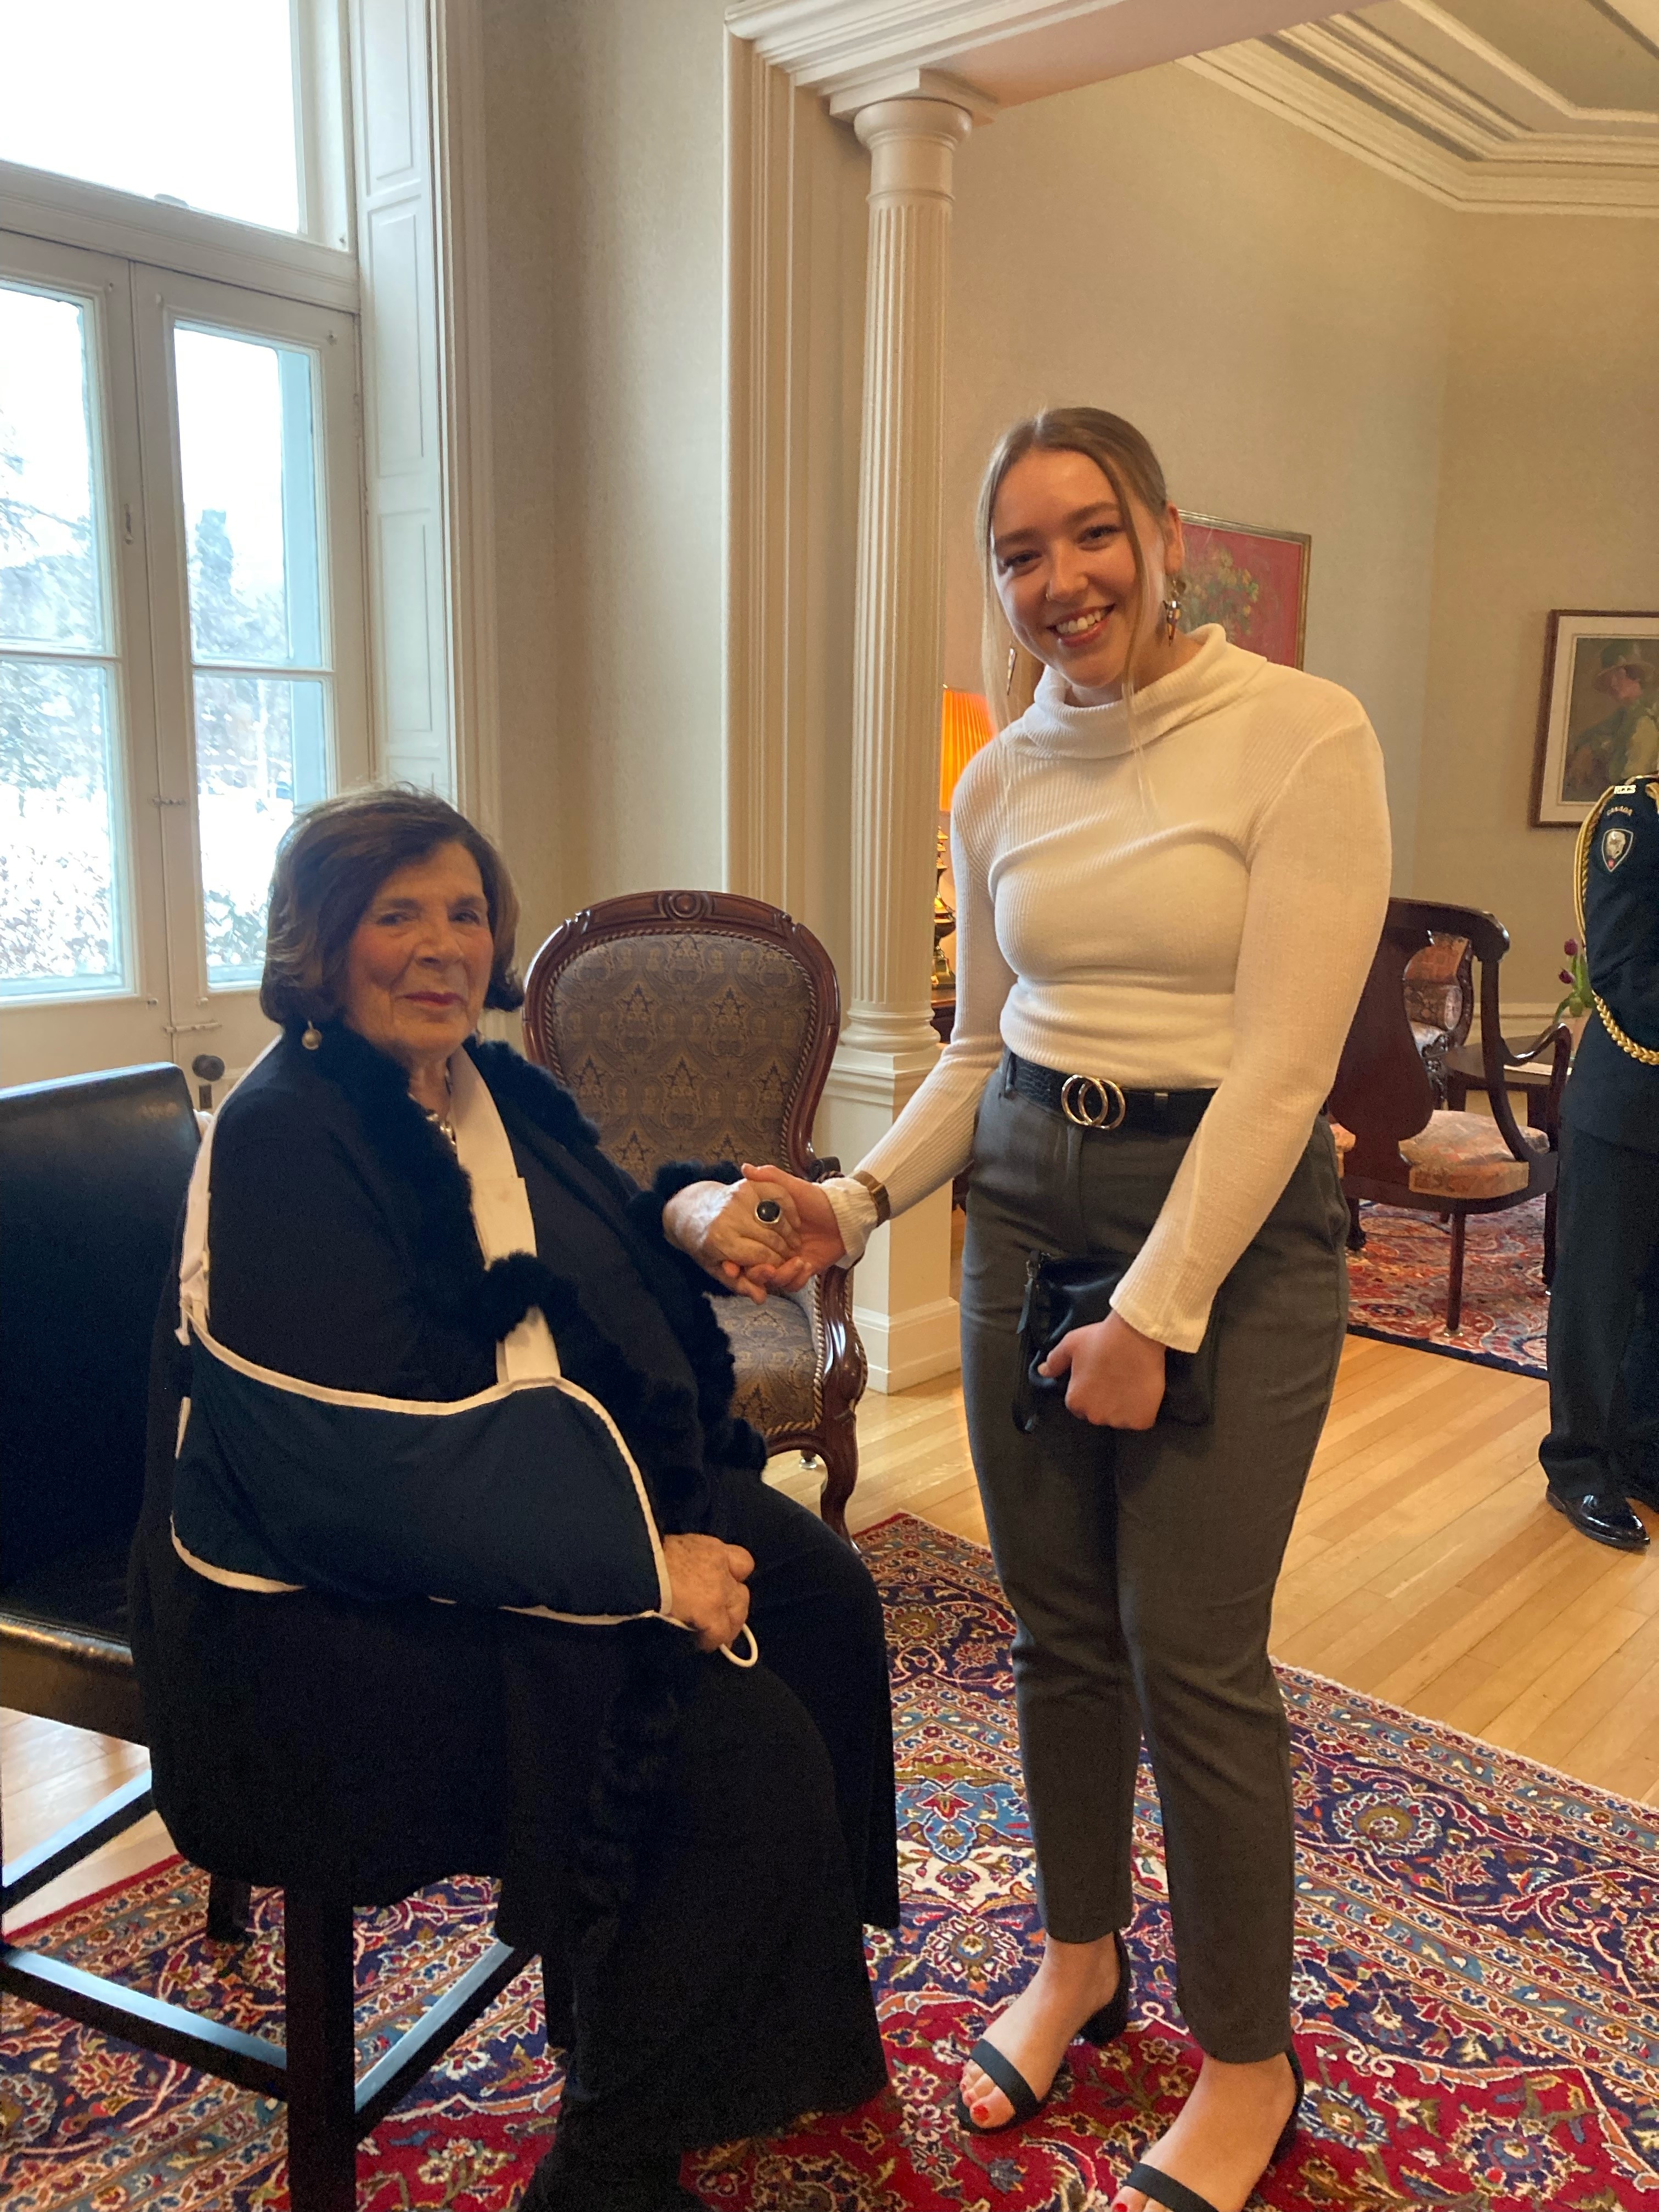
[661,1166,851,1305]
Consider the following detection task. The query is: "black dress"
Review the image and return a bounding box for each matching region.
[128,1024,896,2162]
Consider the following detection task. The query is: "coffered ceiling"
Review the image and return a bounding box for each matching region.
[1186,1,1659,212]
[729,1,1659,212]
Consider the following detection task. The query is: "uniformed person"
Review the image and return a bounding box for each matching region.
[1541,776,1659,1548]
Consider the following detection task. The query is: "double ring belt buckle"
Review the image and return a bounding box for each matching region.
[1059,1071,1128,1131]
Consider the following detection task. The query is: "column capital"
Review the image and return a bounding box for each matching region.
[850,94,973,198]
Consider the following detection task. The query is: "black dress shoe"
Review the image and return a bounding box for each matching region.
[1547,1487,1650,1551]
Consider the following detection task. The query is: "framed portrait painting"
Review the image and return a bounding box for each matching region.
[1531,610,1659,826]
[1178,514,1310,668]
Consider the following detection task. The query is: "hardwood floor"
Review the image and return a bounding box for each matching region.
[9,1329,1657,1941]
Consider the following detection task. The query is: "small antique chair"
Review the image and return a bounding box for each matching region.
[1329,898,1567,1333]
[522,890,867,1534]
[1,1065,531,2212]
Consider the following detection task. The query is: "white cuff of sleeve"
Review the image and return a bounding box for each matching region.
[820,1176,880,1268]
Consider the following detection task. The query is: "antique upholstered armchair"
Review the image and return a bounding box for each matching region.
[522,890,867,1534]
[1328,898,1567,1333]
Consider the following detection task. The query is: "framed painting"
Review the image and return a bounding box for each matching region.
[1178,513,1311,668]
[1531,610,1659,826]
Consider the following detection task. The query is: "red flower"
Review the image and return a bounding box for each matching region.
[1564,939,1579,958]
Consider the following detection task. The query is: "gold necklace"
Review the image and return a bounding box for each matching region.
[424,1068,459,1146]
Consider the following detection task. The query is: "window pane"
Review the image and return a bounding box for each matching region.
[177,328,323,668]
[0,286,104,651]
[0,1,299,234]
[0,657,123,995]
[195,673,328,987]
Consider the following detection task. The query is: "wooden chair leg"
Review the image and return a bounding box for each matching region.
[1346,1197,1366,1253]
[1543,1187,1558,1287]
[816,1412,859,1542]
[283,1892,359,2212]
[206,1874,254,1942]
[1446,1212,1468,1334]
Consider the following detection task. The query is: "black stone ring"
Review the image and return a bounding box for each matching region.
[754,1197,783,1224]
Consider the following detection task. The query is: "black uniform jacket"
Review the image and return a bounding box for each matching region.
[1567,778,1659,1158]
[128,1023,764,1906]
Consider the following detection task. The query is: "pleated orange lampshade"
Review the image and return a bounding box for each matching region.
[939,688,994,810]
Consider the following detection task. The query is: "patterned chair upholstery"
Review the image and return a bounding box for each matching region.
[1329,897,1567,1333]
[522,890,866,1534]
[1402,932,1474,1104]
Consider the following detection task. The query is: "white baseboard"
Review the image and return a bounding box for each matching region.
[854,1294,961,1395]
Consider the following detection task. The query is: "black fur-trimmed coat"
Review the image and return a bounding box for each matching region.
[127,1025,768,1906]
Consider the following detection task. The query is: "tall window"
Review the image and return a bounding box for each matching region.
[0,1,366,1084]
[1,284,127,1002]
[1,0,303,233]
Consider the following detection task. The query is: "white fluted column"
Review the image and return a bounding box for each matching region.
[819,92,975,1393]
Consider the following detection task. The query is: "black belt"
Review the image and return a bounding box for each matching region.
[1007,1052,1214,1135]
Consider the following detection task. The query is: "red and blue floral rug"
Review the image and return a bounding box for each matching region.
[1345,1198,1548,1379]
[6,1514,1655,2210]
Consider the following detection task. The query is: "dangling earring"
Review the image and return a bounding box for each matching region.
[1006,644,1017,700]
[1162,577,1185,646]
[301,1021,323,1051]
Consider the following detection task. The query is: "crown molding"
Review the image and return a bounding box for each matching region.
[725,0,1324,112]
[726,0,1111,87]
[1186,4,1659,217]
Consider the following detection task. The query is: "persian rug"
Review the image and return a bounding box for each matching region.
[7,1514,1657,2211]
[1345,1198,1548,1379]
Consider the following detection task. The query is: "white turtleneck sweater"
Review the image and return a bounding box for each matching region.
[826,625,1392,1351]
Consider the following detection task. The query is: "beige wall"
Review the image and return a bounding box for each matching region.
[475,24,1655,1012]
[941,62,1453,886]
[1414,215,1659,1008]
[482,0,729,963]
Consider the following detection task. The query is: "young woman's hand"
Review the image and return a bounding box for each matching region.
[1040,1311,1167,1429]
[735,1164,848,1290]
[662,1533,754,1651]
[661,1178,802,1303]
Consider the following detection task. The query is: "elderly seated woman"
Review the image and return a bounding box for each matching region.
[128,787,897,2212]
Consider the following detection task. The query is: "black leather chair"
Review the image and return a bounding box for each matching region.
[1,1064,531,2212]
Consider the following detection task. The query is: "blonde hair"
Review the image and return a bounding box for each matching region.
[976,407,1176,727]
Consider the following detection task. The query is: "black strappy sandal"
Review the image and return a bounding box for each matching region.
[953,1928,1131,2136]
[1116,2045,1304,2212]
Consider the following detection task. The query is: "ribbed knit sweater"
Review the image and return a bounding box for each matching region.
[828,625,1392,1350]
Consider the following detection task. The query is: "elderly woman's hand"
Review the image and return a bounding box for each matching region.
[662,1178,803,1304]
[662,1533,754,1651]
[736,1165,847,1289]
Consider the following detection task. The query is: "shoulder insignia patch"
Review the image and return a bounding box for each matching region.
[1601,825,1633,871]
[1613,782,1638,794]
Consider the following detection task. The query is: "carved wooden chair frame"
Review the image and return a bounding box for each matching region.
[1330,896,1567,1333]
[522,889,867,1534]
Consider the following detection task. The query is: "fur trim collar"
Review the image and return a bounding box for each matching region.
[301,1024,765,1523]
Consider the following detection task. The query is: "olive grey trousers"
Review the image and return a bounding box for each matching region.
[960,1063,1350,2062]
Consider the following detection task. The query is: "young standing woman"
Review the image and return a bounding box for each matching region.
[751,409,1391,2212]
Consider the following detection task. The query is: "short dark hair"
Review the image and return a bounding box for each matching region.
[260,786,524,1028]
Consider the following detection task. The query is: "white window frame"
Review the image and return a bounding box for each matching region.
[1,0,495,1082]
